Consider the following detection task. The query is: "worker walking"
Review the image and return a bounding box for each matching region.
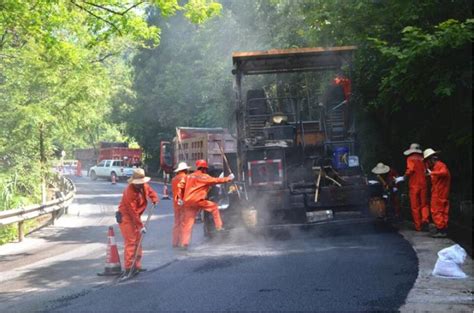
[178,159,234,249]
[117,168,158,274]
[403,143,430,231]
[371,162,401,218]
[424,148,451,238]
[171,162,190,248]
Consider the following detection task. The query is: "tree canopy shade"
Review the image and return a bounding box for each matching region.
[0,0,222,211]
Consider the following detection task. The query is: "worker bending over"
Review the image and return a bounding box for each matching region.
[178,159,234,249]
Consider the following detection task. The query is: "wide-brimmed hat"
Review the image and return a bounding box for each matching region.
[403,143,422,156]
[423,148,439,160]
[174,161,190,173]
[371,162,390,175]
[128,168,151,184]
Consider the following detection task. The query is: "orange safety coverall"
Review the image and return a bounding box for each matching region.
[118,183,158,269]
[428,160,451,230]
[405,154,429,230]
[333,76,352,101]
[178,170,231,246]
[171,172,186,247]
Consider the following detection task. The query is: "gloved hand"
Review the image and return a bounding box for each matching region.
[228,173,235,181]
[140,227,147,234]
[394,176,405,184]
[392,187,398,193]
[177,199,184,206]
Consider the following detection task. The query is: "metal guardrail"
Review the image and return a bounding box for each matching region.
[0,175,76,242]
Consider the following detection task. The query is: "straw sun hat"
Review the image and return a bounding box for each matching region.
[403,143,422,156]
[127,168,151,184]
[371,162,390,175]
[423,148,439,160]
[174,162,191,173]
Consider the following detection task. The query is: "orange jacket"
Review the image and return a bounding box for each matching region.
[118,183,158,229]
[429,160,451,200]
[172,172,186,207]
[404,154,427,189]
[178,170,230,205]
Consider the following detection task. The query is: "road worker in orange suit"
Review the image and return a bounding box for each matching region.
[117,168,158,274]
[177,159,234,249]
[171,162,190,248]
[403,143,430,231]
[424,148,451,238]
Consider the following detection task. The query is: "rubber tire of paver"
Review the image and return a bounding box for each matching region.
[90,171,97,181]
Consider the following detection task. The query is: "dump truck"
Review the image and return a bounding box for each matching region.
[205,46,370,233]
[160,127,236,174]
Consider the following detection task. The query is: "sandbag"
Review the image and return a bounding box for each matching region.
[432,244,468,279]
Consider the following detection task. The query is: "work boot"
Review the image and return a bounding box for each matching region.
[421,223,430,232]
[431,229,447,238]
[177,244,188,251]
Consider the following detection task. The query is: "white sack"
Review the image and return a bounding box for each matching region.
[432,244,468,279]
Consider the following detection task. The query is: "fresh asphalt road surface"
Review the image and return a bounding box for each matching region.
[0,175,418,312]
[50,223,418,312]
[0,175,194,313]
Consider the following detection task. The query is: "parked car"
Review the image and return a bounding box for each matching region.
[89,159,134,181]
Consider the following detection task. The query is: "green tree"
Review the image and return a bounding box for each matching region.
[0,0,222,210]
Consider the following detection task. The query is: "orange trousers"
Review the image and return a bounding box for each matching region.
[180,200,223,246]
[172,205,183,247]
[119,214,142,269]
[431,197,449,230]
[409,187,430,231]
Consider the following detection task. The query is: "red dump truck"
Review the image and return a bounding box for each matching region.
[75,142,142,173]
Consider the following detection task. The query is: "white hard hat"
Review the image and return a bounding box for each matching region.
[174,162,190,172]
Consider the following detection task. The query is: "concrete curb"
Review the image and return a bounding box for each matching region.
[396,222,474,312]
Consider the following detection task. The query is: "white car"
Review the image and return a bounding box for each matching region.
[89,160,134,181]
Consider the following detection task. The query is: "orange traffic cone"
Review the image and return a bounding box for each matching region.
[162,184,170,200]
[75,161,82,177]
[111,173,117,185]
[97,226,122,276]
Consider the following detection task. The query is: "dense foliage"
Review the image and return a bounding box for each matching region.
[0,0,221,211]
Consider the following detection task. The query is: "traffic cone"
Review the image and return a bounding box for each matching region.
[162,183,170,200]
[75,161,82,177]
[111,173,116,185]
[97,226,122,276]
